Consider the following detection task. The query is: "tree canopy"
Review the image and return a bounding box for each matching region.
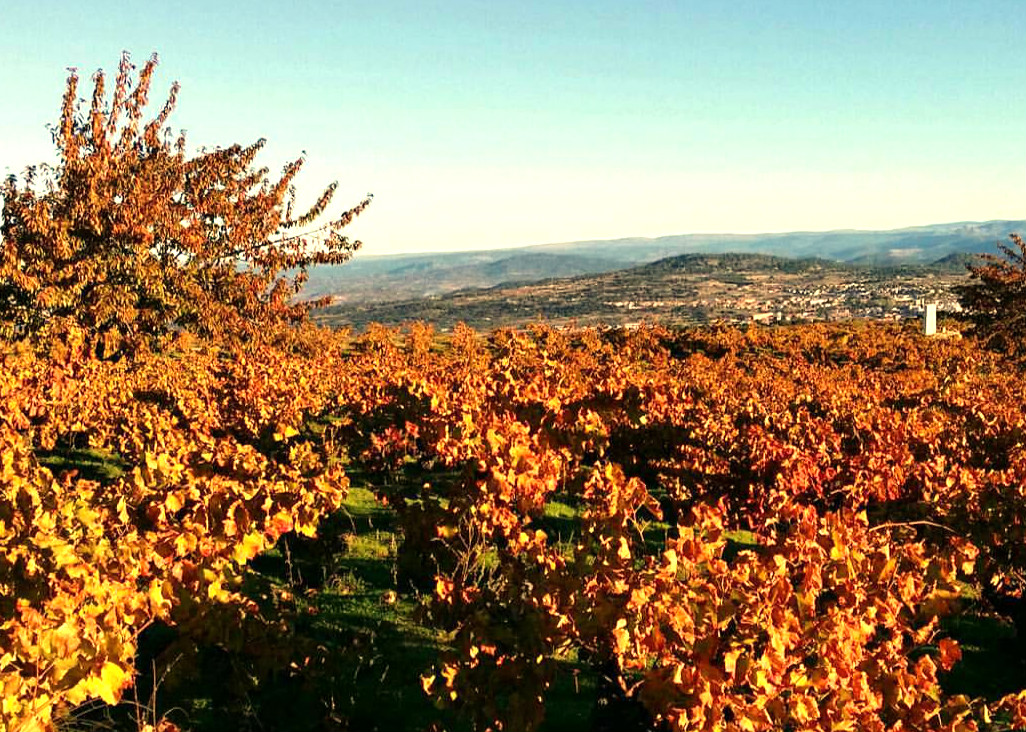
[956,233,1026,359]
[0,52,370,355]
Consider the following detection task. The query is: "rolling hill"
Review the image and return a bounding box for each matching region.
[314,252,971,332]
[306,220,1024,304]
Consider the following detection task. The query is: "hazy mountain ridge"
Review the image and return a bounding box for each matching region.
[305,220,1024,304]
[302,252,624,302]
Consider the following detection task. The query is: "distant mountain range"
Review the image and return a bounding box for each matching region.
[304,220,1024,304]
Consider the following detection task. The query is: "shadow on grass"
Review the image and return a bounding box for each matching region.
[37,446,127,482]
[943,611,1026,701]
[88,480,604,731]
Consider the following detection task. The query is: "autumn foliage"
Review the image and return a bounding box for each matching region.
[0,328,351,730]
[956,233,1026,360]
[0,52,370,355]
[357,322,1012,732]
[6,54,1026,732]
[8,308,1026,731]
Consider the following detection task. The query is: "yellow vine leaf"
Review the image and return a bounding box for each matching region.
[83,661,129,706]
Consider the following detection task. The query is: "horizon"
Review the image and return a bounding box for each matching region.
[2,2,1024,256]
[346,217,1026,260]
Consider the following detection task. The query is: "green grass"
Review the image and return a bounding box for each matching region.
[38,446,127,482]
[124,483,596,732]
[290,486,450,731]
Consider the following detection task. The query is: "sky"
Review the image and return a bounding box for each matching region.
[1,1,1024,256]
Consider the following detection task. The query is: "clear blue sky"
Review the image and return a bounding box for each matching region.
[2,1,1023,255]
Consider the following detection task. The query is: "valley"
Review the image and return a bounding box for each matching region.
[314,252,970,332]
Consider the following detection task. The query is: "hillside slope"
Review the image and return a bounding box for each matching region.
[307,220,1023,304]
[315,252,969,332]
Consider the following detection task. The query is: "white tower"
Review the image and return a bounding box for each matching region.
[924,303,937,336]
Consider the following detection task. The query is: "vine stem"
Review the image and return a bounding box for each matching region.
[869,520,956,534]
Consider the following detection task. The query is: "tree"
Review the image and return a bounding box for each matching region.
[0,52,370,354]
[955,233,1026,359]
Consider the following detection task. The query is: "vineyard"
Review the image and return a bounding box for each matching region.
[4,318,1026,731]
[4,52,1026,732]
